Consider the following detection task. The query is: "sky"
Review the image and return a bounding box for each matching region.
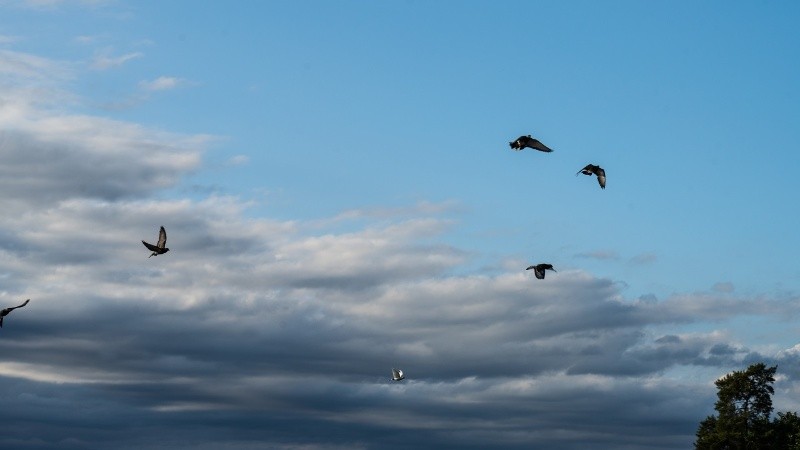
[0,0,799,448]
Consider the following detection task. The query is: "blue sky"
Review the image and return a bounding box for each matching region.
[1,1,799,449]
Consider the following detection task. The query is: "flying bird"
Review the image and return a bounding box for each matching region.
[526,264,557,280]
[0,299,29,328]
[577,164,606,189]
[142,226,170,258]
[509,135,553,153]
[392,368,405,381]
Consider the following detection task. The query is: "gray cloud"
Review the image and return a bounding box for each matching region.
[629,252,658,265]
[712,281,735,293]
[0,121,205,205]
[575,249,620,261]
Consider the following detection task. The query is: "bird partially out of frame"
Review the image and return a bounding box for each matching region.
[0,299,29,328]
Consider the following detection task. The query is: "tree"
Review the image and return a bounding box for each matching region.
[773,412,800,450]
[695,363,800,450]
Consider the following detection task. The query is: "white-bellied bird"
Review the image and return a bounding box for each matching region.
[509,135,553,153]
[392,368,405,381]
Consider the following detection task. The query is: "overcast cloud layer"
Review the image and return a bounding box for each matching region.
[2,43,800,450]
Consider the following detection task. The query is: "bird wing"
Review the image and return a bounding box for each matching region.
[16,299,29,309]
[596,168,606,189]
[157,226,167,248]
[534,267,545,279]
[142,240,160,252]
[392,368,403,379]
[526,138,553,153]
[578,164,594,175]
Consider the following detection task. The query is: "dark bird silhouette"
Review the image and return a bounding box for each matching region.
[0,299,29,328]
[392,368,405,381]
[577,164,606,189]
[526,264,557,279]
[509,135,553,153]
[142,226,169,258]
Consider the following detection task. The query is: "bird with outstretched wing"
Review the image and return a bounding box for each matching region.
[526,264,557,280]
[577,164,606,189]
[509,135,554,153]
[0,299,29,328]
[142,226,170,258]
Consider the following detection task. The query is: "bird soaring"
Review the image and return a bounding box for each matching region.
[526,264,557,279]
[392,368,405,381]
[577,164,606,189]
[142,226,170,258]
[509,135,553,153]
[0,299,29,328]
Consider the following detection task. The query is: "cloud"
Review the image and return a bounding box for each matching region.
[10,0,111,10]
[90,49,142,70]
[138,76,190,92]
[575,249,619,261]
[225,154,249,166]
[0,34,21,44]
[0,116,206,204]
[629,252,658,265]
[73,35,99,44]
[0,49,73,82]
[712,282,735,293]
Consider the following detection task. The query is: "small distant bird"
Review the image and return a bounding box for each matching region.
[577,164,606,189]
[509,135,553,153]
[142,226,169,258]
[392,368,405,382]
[0,299,29,328]
[526,264,557,280]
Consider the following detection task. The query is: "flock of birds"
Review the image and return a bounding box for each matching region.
[512,134,606,285]
[1,133,606,383]
[393,133,605,380]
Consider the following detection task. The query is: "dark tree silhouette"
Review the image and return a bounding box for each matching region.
[695,363,800,450]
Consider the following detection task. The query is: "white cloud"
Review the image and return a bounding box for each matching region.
[0,35,21,44]
[225,154,249,166]
[13,0,111,9]
[90,49,142,70]
[138,76,189,92]
[0,49,72,82]
[73,34,99,44]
